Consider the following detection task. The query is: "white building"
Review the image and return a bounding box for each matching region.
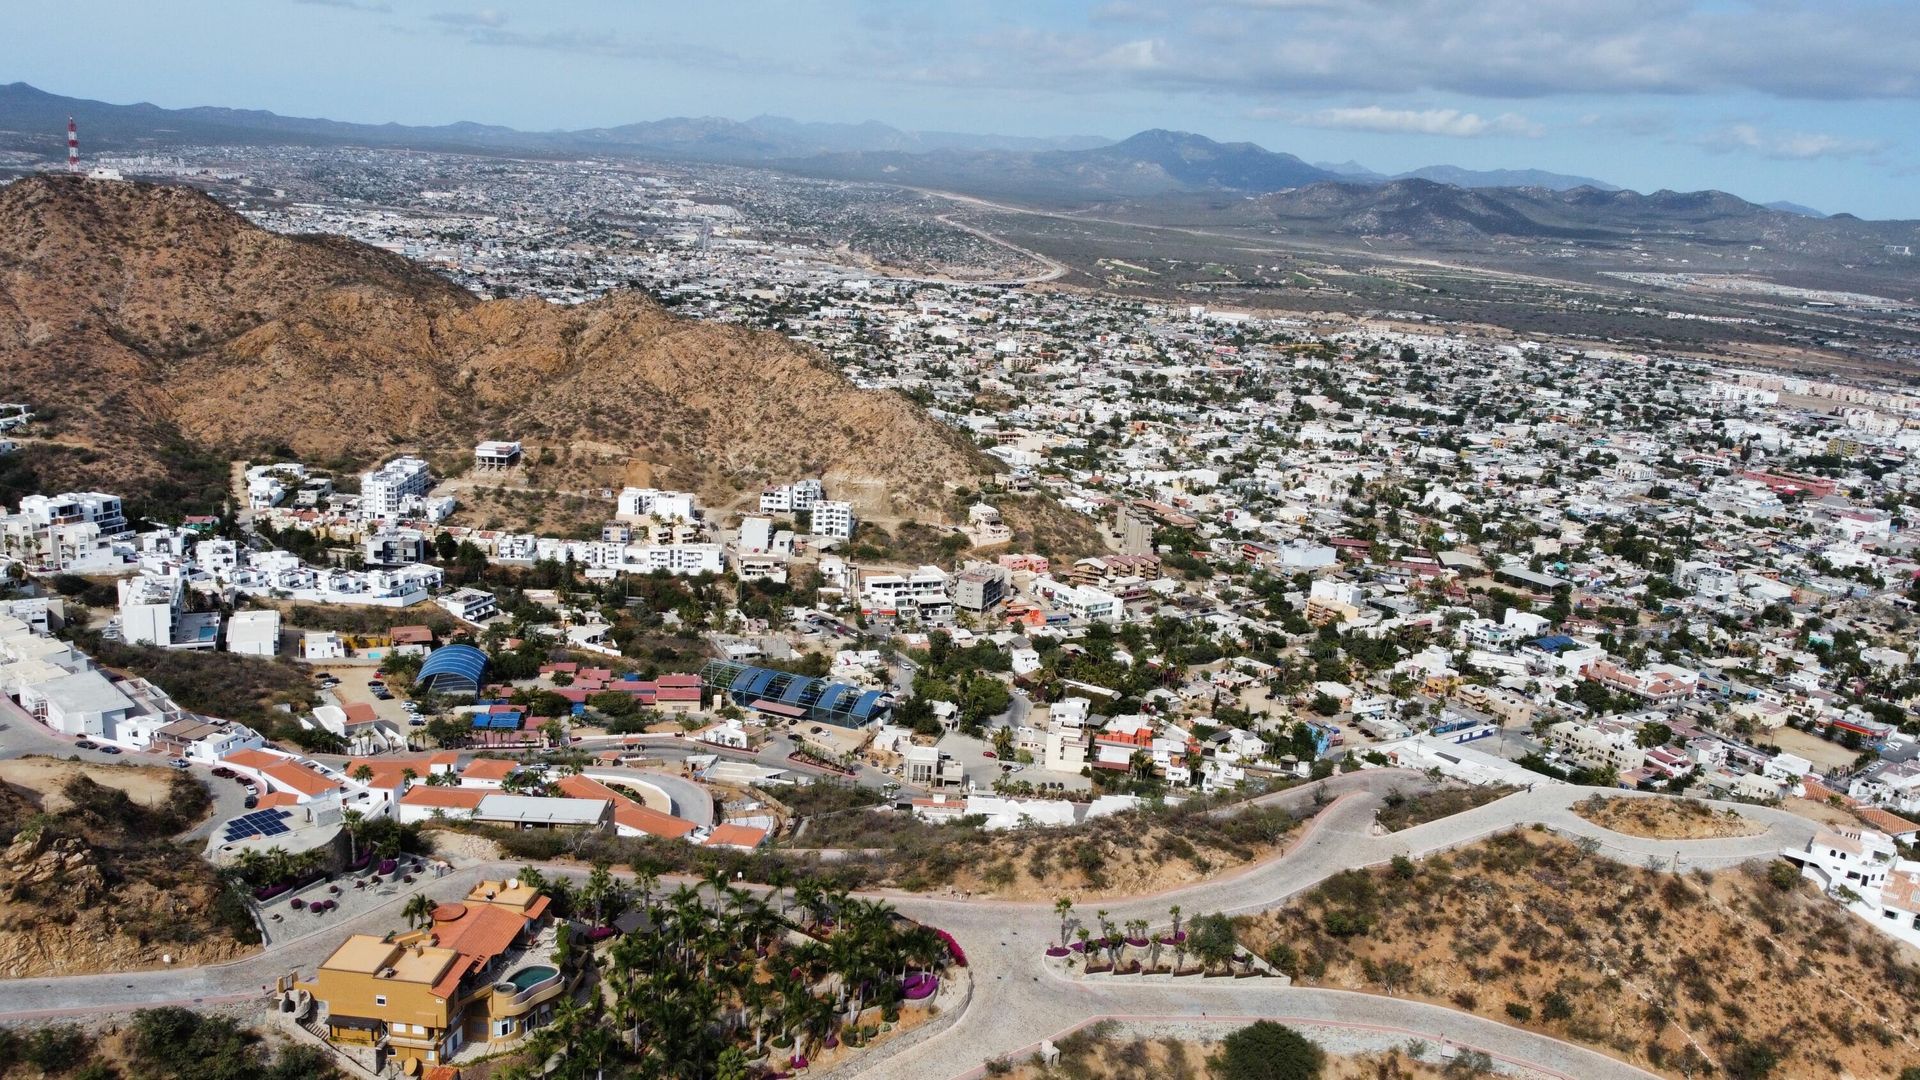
[1784,826,1920,950]
[617,488,699,522]
[225,609,281,657]
[759,479,823,515]
[18,492,128,535]
[810,500,856,541]
[20,670,135,738]
[358,457,434,521]
[437,588,499,624]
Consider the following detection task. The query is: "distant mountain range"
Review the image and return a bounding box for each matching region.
[0,83,1893,231]
[0,82,1106,162]
[1316,160,1620,193]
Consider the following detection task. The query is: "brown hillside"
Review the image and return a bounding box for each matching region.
[0,175,987,516]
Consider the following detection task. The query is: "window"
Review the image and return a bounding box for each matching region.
[374,995,387,1007]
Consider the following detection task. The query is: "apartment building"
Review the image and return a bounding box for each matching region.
[861,565,953,623]
[810,500,856,541]
[360,457,435,521]
[1030,576,1123,624]
[616,487,698,522]
[758,479,823,514]
[18,492,128,535]
[953,565,1011,615]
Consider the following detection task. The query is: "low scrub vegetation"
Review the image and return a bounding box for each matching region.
[0,1006,340,1080]
[1237,829,1920,1079]
[1373,784,1515,833]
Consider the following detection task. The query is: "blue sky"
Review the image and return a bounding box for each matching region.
[5,0,1918,217]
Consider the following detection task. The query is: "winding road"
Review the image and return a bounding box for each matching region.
[0,771,1817,1079]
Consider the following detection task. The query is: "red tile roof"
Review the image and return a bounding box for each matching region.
[434,904,526,962]
[703,824,769,849]
[402,787,487,810]
[461,759,517,781]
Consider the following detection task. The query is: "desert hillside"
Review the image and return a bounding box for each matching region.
[0,175,989,516]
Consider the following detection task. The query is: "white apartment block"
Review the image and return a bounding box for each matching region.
[810,500,856,541]
[759,479,824,515]
[629,543,725,576]
[1031,576,1124,624]
[617,487,699,522]
[861,565,952,622]
[117,573,190,649]
[18,492,128,535]
[437,588,499,623]
[359,457,434,520]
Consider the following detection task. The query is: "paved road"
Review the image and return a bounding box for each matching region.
[0,768,1816,1079]
[838,774,1816,1080]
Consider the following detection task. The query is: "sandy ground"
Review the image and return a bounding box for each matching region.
[1571,796,1765,840]
[0,757,178,813]
[1778,795,1860,828]
[1763,726,1863,772]
[422,830,505,864]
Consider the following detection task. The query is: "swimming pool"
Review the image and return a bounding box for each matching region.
[506,965,558,992]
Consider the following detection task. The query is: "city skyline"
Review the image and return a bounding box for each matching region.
[1,0,1916,217]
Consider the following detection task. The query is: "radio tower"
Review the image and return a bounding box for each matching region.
[66,117,79,172]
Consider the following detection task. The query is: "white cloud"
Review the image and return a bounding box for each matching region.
[1695,123,1885,160]
[1273,106,1543,138]
[431,8,510,30]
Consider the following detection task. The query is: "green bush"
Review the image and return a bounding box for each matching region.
[1212,1021,1325,1080]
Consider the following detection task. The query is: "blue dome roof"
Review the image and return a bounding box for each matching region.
[415,644,488,693]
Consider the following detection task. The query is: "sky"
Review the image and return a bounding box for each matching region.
[5,0,1919,218]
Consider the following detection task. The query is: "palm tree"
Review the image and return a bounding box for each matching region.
[1168,903,1183,942]
[400,767,418,789]
[343,803,364,860]
[350,763,374,786]
[402,892,435,930]
[1053,895,1074,949]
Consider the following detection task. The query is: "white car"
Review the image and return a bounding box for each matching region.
[167,758,191,770]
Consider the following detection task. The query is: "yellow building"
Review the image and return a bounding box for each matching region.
[301,879,564,1068]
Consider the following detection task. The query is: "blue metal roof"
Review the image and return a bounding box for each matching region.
[849,690,883,720]
[815,683,852,715]
[416,644,489,692]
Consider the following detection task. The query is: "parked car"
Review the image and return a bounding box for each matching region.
[74,739,98,750]
[242,795,258,810]
[99,746,123,755]
[981,750,997,759]
[211,766,234,778]
[366,679,384,687]
[167,758,191,770]
[408,717,426,727]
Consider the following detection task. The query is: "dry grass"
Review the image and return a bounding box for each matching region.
[1374,784,1516,834]
[1237,829,1920,1079]
[1000,1023,1456,1080]
[1571,795,1765,841]
[783,786,1310,900]
[0,757,181,814]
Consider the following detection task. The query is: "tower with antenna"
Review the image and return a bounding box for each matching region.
[66,117,78,172]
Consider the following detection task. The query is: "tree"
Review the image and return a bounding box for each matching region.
[1211,1021,1325,1080]
[403,892,436,930]
[1053,896,1074,949]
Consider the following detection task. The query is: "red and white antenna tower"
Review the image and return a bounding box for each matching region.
[66,117,79,172]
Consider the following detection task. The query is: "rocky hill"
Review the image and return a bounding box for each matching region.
[0,175,990,517]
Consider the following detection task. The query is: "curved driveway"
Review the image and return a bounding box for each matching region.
[0,771,1816,1079]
